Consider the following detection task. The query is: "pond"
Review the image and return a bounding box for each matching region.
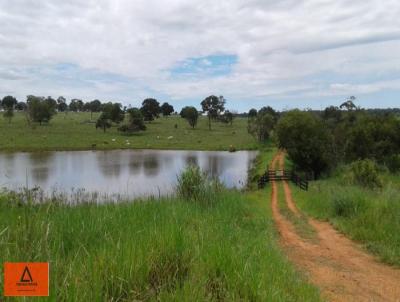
[0,150,258,201]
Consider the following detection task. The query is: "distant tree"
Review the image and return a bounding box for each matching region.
[248,108,257,118]
[258,106,279,123]
[201,95,225,130]
[224,111,234,125]
[95,113,112,133]
[16,102,27,111]
[276,110,333,178]
[69,99,84,112]
[45,96,57,112]
[118,108,146,134]
[344,115,400,164]
[340,96,357,111]
[180,106,199,128]
[3,109,14,123]
[101,102,124,124]
[26,95,56,125]
[247,112,275,142]
[160,102,174,117]
[323,105,342,128]
[1,95,17,123]
[127,108,146,130]
[140,98,160,121]
[88,99,102,120]
[57,96,68,112]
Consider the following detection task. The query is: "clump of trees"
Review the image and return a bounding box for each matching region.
[95,102,124,133]
[100,102,124,124]
[26,96,57,125]
[276,110,332,178]
[247,106,278,142]
[274,97,400,179]
[118,108,146,134]
[180,106,199,128]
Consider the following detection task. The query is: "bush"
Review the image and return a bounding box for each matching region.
[345,159,382,188]
[331,191,366,217]
[176,166,223,203]
[384,154,400,173]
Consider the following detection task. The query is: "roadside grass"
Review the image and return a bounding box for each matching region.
[277,183,318,242]
[0,112,258,152]
[247,144,276,190]
[292,175,400,267]
[0,190,321,301]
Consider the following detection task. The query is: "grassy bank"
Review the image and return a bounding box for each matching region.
[292,174,400,266]
[0,190,320,301]
[0,112,258,152]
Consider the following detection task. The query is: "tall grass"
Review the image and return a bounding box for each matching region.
[176,165,223,203]
[0,188,320,301]
[292,175,400,266]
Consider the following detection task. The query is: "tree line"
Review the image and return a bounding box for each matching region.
[246,97,400,178]
[0,94,236,132]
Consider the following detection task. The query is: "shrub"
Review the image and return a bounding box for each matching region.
[345,159,382,188]
[176,166,223,203]
[331,191,367,217]
[384,154,400,173]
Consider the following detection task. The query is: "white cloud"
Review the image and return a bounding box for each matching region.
[0,0,400,109]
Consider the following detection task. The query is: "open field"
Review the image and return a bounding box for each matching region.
[0,189,321,301]
[0,112,259,152]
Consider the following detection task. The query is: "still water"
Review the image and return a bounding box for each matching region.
[0,150,258,201]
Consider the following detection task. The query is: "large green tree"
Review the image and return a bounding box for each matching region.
[160,102,174,117]
[140,98,160,121]
[180,106,199,128]
[87,99,102,120]
[69,99,84,112]
[57,96,68,112]
[1,95,17,123]
[248,108,257,118]
[276,110,333,178]
[344,114,400,164]
[201,95,225,130]
[247,111,275,142]
[27,95,56,125]
[101,102,124,124]
[95,113,111,133]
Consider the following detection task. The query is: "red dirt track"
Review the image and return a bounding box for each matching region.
[270,152,400,302]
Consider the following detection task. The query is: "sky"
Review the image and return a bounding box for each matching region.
[1,0,400,112]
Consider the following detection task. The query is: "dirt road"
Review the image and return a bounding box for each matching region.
[270,152,400,302]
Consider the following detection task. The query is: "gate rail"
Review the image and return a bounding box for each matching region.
[258,169,308,191]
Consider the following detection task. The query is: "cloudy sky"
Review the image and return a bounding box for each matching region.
[1,0,399,111]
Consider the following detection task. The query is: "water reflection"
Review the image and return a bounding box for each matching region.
[128,153,142,175]
[185,155,198,167]
[143,155,160,176]
[0,150,258,201]
[96,151,123,178]
[29,152,54,183]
